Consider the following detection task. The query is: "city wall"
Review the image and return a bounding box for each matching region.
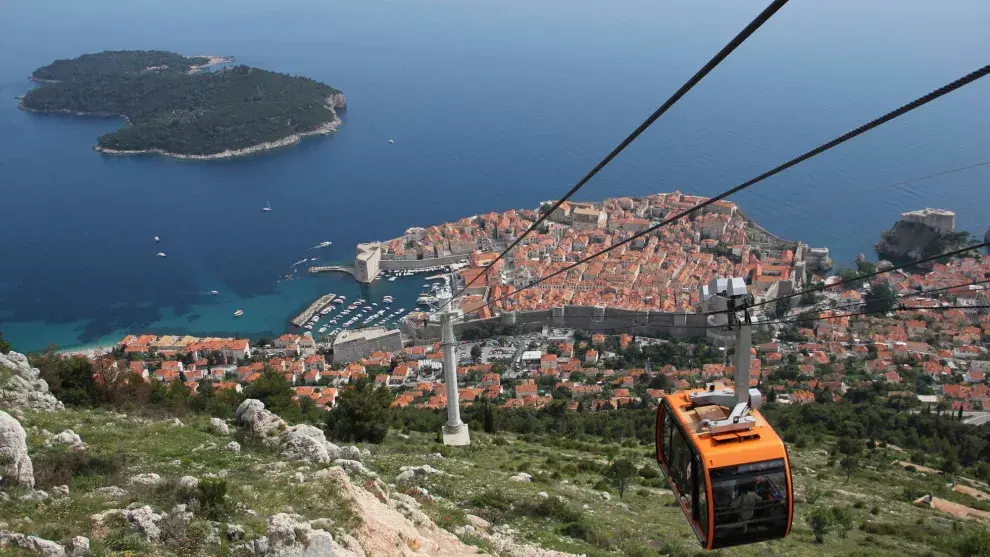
[404,305,709,342]
[379,253,469,271]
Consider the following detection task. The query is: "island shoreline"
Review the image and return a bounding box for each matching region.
[94,110,343,160]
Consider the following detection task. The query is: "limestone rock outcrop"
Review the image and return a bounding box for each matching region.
[210,417,229,435]
[235,399,287,441]
[0,410,34,488]
[0,530,66,556]
[0,351,63,412]
[279,424,343,464]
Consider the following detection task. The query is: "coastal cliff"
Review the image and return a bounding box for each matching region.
[875,219,971,266]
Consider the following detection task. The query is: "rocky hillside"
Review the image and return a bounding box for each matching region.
[0,350,63,413]
[0,400,491,556]
[2,352,989,557]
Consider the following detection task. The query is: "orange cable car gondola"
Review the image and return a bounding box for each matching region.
[655,278,793,550]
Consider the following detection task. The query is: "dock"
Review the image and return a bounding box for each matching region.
[291,293,336,327]
[309,265,358,279]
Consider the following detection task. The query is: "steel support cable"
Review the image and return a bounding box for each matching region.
[740,241,990,314]
[481,65,990,313]
[572,296,990,334]
[439,0,792,310]
[865,160,990,192]
[758,277,990,322]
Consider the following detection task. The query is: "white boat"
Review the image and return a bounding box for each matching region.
[210,290,219,295]
[388,277,396,282]
[262,201,272,212]
[154,236,160,242]
[156,252,166,258]
[233,309,244,317]
[310,241,332,250]
[304,324,313,330]
[388,139,394,144]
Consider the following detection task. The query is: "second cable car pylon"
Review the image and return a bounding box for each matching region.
[656,277,793,550]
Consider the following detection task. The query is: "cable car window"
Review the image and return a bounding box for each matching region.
[709,459,789,548]
[668,426,694,510]
[695,453,708,537]
[661,403,674,464]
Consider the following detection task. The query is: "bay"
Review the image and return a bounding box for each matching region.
[1,0,988,352]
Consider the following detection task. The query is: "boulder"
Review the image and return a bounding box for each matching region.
[92,506,165,542]
[0,351,63,412]
[334,459,373,478]
[51,485,70,497]
[0,531,66,556]
[52,429,84,448]
[69,536,90,557]
[226,441,241,453]
[210,417,229,435]
[128,473,163,489]
[341,445,362,462]
[235,399,286,439]
[20,490,49,502]
[94,486,126,498]
[0,411,34,488]
[396,464,446,484]
[466,514,491,532]
[537,491,549,499]
[280,425,331,463]
[509,472,532,483]
[226,523,246,541]
[178,476,199,491]
[262,513,360,557]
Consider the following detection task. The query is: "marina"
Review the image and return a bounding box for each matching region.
[290,292,336,327]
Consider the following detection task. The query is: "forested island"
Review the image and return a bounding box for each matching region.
[20,50,346,159]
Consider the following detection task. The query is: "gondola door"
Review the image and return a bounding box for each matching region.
[656,400,709,547]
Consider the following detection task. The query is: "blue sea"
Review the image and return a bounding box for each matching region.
[1,0,989,352]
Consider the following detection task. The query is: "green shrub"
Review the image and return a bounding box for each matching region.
[561,521,613,549]
[31,447,131,490]
[808,506,833,543]
[957,528,990,557]
[518,497,583,523]
[94,513,147,552]
[853,500,865,509]
[470,490,513,512]
[198,478,230,520]
[806,486,824,504]
[870,505,881,516]
[638,466,660,480]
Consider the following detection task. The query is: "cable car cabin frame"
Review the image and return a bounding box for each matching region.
[656,389,793,549]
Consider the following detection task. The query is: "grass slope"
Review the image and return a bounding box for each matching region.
[368,430,990,557]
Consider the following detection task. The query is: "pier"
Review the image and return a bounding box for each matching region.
[291,293,336,327]
[308,265,359,279]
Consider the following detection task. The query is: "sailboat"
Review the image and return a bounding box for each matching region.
[262,201,272,212]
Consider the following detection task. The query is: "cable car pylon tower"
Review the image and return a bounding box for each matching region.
[438,293,470,446]
[693,277,762,435]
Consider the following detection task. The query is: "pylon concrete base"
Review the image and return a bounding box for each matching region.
[442,423,471,446]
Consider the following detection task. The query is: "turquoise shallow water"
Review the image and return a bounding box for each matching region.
[1,0,989,352]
